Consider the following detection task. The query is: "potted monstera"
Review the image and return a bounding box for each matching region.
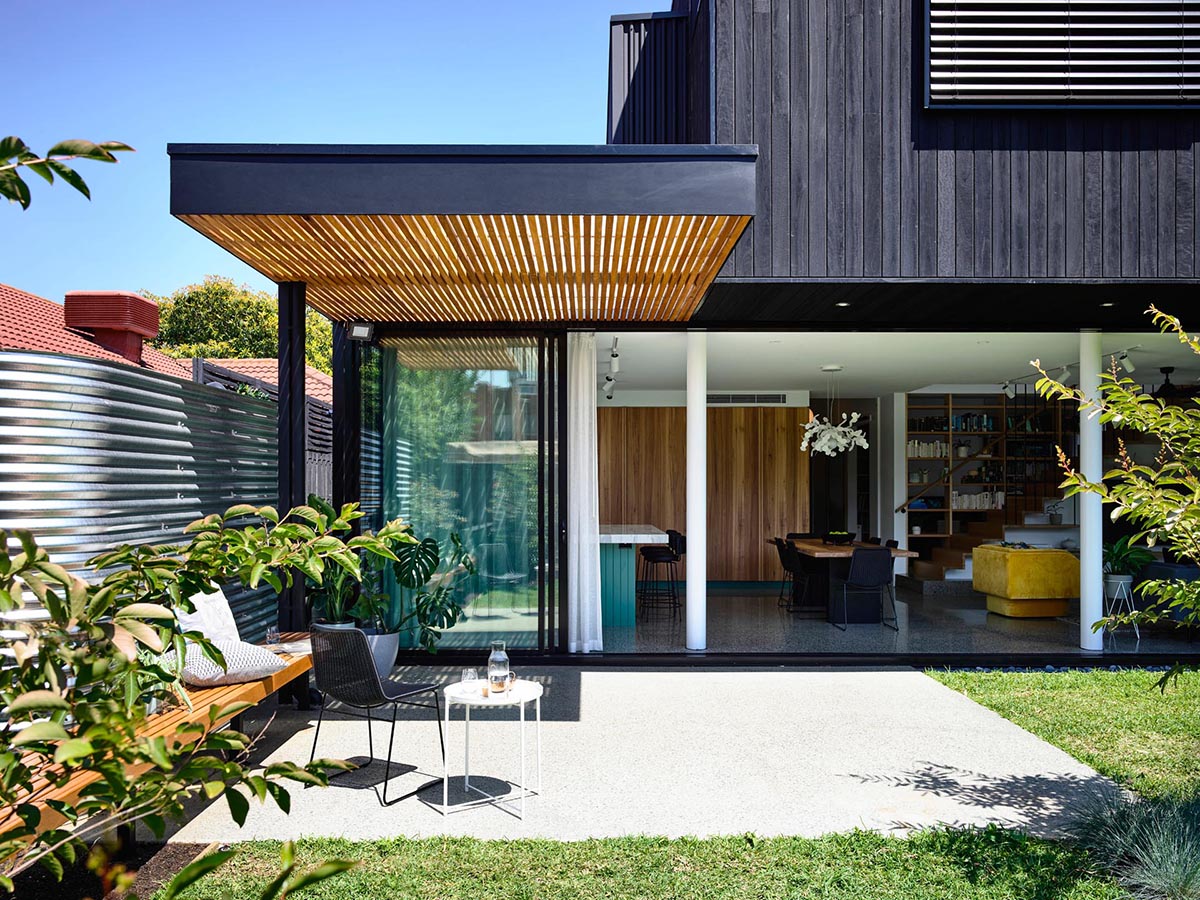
[1103,535,1155,601]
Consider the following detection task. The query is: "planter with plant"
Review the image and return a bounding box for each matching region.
[304,496,474,671]
[1102,535,1155,601]
[1046,500,1064,526]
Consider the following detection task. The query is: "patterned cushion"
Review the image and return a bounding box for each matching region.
[165,640,285,687]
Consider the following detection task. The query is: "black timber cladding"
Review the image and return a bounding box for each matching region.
[610,0,1200,283]
[609,12,689,143]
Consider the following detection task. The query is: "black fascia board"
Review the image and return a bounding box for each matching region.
[168,143,758,218]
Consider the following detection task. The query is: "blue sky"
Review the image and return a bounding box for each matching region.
[3,1,661,302]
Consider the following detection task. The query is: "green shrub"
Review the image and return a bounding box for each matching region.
[1071,793,1200,899]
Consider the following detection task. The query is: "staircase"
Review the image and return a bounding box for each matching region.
[903,498,1080,592]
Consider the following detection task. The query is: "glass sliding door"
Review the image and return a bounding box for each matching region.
[360,334,565,651]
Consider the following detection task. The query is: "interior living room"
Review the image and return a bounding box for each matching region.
[590,329,1200,658]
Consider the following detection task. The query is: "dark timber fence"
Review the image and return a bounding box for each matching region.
[0,351,280,640]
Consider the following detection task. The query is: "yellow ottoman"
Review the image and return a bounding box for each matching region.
[972,544,1080,617]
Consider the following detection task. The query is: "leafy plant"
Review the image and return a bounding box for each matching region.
[160,840,356,900]
[391,532,475,652]
[1,136,133,209]
[147,276,333,375]
[1104,535,1156,577]
[0,500,404,892]
[1069,792,1200,900]
[1035,306,1200,664]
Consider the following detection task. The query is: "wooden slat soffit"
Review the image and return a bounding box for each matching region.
[178,213,750,324]
[378,336,531,371]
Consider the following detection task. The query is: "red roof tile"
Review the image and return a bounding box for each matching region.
[0,282,191,379]
[205,358,333,405]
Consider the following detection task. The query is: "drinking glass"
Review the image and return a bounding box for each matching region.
[265,626,281,646]
[461,667,479,685]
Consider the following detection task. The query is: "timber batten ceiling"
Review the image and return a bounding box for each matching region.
[178,212,749,323]
[169,144,756,324]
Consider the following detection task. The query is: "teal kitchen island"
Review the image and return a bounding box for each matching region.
[599,524,669,630]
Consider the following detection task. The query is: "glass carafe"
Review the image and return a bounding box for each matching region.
[488,640,510,694]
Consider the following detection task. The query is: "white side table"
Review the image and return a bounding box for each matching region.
[1105,579,1141,641]
[442,679,543,819]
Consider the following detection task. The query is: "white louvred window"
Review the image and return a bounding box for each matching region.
[928,0,1200,106]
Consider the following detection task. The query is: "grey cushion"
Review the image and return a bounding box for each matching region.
[165,639,285,687]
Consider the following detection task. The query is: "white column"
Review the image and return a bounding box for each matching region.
[686,331,707,651]
[1079,329,1104,652]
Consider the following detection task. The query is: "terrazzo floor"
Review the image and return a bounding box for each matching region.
[601,585,1194,655]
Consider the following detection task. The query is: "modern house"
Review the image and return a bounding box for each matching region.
[168,1,1200,664]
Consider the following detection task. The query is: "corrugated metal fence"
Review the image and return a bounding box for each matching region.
[0,351,280,640]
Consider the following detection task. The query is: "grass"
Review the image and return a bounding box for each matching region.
[162,829,1121,900]
[929,669,1200,801]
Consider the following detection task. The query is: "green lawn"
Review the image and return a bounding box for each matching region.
[929,669,1200,801]
[165,830,1119,900]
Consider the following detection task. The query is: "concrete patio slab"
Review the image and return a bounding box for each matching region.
[169,667,1115,843]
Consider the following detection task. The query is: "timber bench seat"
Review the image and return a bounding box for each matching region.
[3,633,312,839]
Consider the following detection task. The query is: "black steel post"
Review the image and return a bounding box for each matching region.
[278,281,307,632]
[331,321,361,516]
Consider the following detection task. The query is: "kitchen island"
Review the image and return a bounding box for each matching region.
[599,525,669,629]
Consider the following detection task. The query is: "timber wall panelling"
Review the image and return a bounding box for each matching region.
[597,405,810,581]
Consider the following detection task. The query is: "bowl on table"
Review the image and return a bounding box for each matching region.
[822,531,854,545]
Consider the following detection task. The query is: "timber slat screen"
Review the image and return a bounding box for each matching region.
[177,213,750,324]
[0,351,280,639]
[928,0,1200,107]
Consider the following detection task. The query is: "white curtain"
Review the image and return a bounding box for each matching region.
[567,332,603,653]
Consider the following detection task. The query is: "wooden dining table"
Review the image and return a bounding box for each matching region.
[780,539,917,624]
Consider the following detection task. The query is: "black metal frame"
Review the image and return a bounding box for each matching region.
[347,329,569,654]
[308,689,444,807]
[277,281,307,632]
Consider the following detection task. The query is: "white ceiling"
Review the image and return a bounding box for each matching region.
[594,330,1200,396]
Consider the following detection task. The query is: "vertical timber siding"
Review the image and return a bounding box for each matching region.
[0,351,280,640]
[615,0,1200,281]
[609,13,690,144]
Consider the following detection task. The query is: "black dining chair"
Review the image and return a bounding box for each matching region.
[308,624,444,806]
[779,539,811,609]
[885,539,899,549]
[832,547,898,632]
[865,536,883,545]
[772,537,793,604]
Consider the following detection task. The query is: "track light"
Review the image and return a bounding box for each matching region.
[1118,351,1136,373]
[604,373,615,384]
[1059,365,1072,381]
[1003,381,1016,399]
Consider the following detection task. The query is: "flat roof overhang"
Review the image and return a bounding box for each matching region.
[168,143,757,324]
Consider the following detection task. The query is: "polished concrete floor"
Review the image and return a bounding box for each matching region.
[169,667,1115,841]
[602,585,1196,656]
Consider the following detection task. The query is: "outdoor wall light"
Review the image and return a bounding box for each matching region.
[1003,382,1016,399]
[347,321,375,341]
[1118,351,1136,373]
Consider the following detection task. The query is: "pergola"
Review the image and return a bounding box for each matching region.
[169,143,757,635]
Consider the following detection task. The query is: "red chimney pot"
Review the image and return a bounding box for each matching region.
[63,290,159,364]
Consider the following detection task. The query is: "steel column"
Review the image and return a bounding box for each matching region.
[686,331,707,651]
[278,281,308,631]
[1079,329,1104,652]
[331,321,361,515]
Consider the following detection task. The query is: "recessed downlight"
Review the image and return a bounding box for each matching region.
[820,364,844,373]
[1100,302,1116,308]
[835,302,851,308]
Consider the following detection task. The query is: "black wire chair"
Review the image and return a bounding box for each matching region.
[832,547,898,632]
[773,537,811,608]
[308,624,444,806]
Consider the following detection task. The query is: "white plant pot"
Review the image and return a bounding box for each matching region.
[363,630,401,678]
[1103,573,1134,600]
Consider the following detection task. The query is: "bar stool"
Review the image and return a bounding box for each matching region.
[637,545,680,619]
